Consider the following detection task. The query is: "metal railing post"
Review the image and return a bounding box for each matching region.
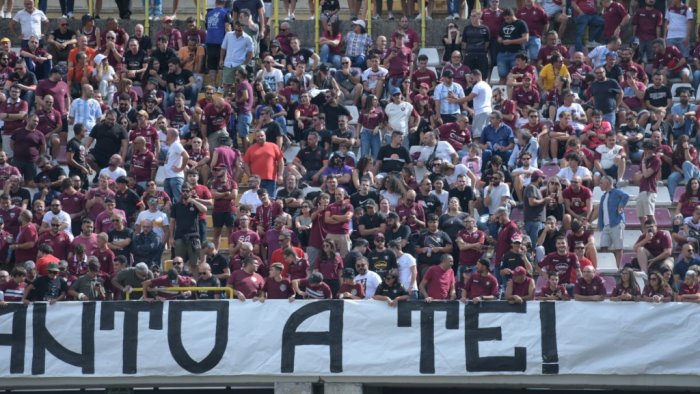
[367,0,372,36]
[273,0,279,36]
[314,0,320,53]
[420,0,425,48]
[145,0,150,36]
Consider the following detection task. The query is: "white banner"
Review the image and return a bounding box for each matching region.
[1,300,700,380]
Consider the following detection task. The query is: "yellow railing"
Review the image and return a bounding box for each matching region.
[125,287,235,300]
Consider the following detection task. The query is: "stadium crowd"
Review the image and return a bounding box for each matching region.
[1,0,700,306]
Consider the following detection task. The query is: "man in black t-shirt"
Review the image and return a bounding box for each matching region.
[384,212,412,252]
[122,38,149,82]
[114,176,143,225]
[643,71,673,131]
[292,131,327,184]
[259,108,284,147]
[358,201,386,242]
[320,92,351,131]
[448,174,474,213]
[47,18,77,63]
[170,185,208,271]
[201,242,231,285]
[276,175,304,216]
[166,57,196,107]
[366,233,397,278]
[374,131,411,175]
[5,62,38,104]
[286,37,319,73]
[589,66,622,128]
[496,9,529,82]
[85,111,128,177]
[23,263,68,303]
[350,177,380,209]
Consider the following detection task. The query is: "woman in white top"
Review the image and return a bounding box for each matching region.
[92,54,117,106]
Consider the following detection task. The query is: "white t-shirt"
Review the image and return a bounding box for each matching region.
[385,101,414,135]
[419,141,457,163]
[239,189,262,212]
[595,144,624,169]
[98,166,128,182]
[42,211,74,238]
[164,140,186,179]
[355,270,383,299]
[431,189,449,209]
[256,68,284,91]
[471,81,493,115]
[556,103,586,121]
[485,183,510,214]
[361,67,389,90]
[666,6,694,40]
[221,31,254,67]
[539,0,562,16]
[397,253,418,292]
[135,210,170,241]
[586,45,610,68]
[13,9,48,39]
[556,166,592,183]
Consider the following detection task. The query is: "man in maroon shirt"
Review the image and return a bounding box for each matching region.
[0,152,20,190]
[38,217,71,261]
[516,0,549,62]
[0,193,23,236]
[411,54,437,92]
[460,258,498,302]
[10,112,46,187]
[59,178,87,235]
[512,73,540,117]
[455,215,486,275]
[142,268,197,301]
[437,115,472,153]
[637,140,661,225]
[261,263,294,301]
[129,111,159,155]
[130,137,157,187]
[652,39,690,82]
[384,32,414,93]
[632,0,664,63]
[482,0,504,72]
[71,218,98,258]
[391,17,420,51]
[563,176,594,224]
[536,31,569,68]
[36,67,70,117]
[201,98,232,150]
[493,207,521,268]
[0,84,28,137]
[324,188,354,257]
[601,0,629,43]
[538,236,581,289]
[227,256,264,301]
[633,219,674,273]
[395,190,426,234]
[573,266,606,301]
[419,254,456,302]
[234,68,254,152]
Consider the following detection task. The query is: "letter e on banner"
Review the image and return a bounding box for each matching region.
[464,302,526,372]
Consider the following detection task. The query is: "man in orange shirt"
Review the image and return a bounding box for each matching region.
[243,130,284,198]
[35,243,61,276]
[270,231,305,277]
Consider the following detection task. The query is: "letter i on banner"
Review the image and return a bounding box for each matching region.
[539,302,559,374]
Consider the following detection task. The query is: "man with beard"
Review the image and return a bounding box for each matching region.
[589,66,622,128]
[10,112,45,187]
[523,169,550,247]
[366,233,396,278]
[460,258,498,302]
[415,213,452,273]
[291,131,327,185]
[85,110,128,180]
[537,236,581,292]
[354,256,382,299]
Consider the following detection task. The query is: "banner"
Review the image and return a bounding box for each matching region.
[1,300,700,380]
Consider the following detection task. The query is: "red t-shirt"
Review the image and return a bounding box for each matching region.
[540,284,569,299]
[537,45,570,66]
[574,0,597,15]
[412,68,437,90]
[203,102,232,132]
[679,283,699,296]
[497,99,519,130]
[635,230,672,256]
[494,220,520,266]
[149,275,196,300]
[423,264,455,299]
[227,269,264,298]
[285,258,309,281]
[639,155,661,193]
[325,200,353,235]
[95,209,126,234]
[510,277,534,297]
[438,122,472,152]
[602,1,628,38]
[131,151,156,182]
[632,8,664,41]
[457,229,485,267]
[71,234,98,257]
[516,5,548,38]
[15,223,38,263]
[129,125,159,154]
[0,205,22,236]
[513,87,540,109]
[338,282,365,298]
[462,272,498,299]
[243,142,283,181]
[36,254,60,276]
[1,99,28,135]
[86,188,116,221]
[653,45,684,72]
[538,252,580,284]
[297,279,333,299]
[0,164,21,190]
[562,186,592,215]
[229,229,260,248]
[582,121,612,149]
[263,277,294,299]
[59,191,86,217]
[37,231,71,261]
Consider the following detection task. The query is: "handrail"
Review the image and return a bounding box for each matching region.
[125,287,234,300]
[145,0,150,35]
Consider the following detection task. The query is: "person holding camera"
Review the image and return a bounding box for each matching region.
[170,184,207,273]
[68,259,107,301]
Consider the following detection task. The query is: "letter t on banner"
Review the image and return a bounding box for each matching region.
[397,301,459,374]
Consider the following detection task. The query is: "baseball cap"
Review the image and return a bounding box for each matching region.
[352,19,366,28]
[606,51,618,58]
[0,37,10,43]
[104,197,116,203]
[365,199,378,208]
[386,212,399,220]
[513,266,527,276]
[530,169,545,181]
[47,262,60,272]
[511,233,523,243]
[390,87,401,96]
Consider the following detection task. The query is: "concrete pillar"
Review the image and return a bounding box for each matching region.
[324,383,363,394]
[274,382,314,394]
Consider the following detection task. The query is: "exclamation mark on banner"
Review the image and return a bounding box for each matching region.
[539,302,559,374]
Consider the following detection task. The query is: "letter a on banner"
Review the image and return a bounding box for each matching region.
[281,300,344,373]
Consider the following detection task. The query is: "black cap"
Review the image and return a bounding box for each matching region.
[342,268,355,279]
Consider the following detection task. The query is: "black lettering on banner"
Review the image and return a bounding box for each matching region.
[0,304,27,374]
[397,301,459,374]
[539,302,559,374]
[100,301,164,374]
[167,301,229,373]
[464,302,526,372]
[32,303,96,375]
[281,300,344,373]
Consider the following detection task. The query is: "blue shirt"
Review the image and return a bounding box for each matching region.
[597,187,629,229]
[205,7,229,44]
[481,122,514,150]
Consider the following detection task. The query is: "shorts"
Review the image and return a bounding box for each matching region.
[236,112,253,138]
[212,211,235,228]
[222,66,238,85]
[471,112,490,139]
[12,159,37,181]
[174,236,202,268]
[636,191,656,217]
[599,222,624,250]
[603,165,618,178]
[206,44,222,71]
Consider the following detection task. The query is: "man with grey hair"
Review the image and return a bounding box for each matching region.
[131,219,163,268]
[596,174,629,266]
[46,16,76,63]
[111,262,155,300]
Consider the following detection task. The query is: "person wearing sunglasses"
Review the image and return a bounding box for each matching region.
[22,262,67,304]
[194,262,221,300]
[372,268,409,306]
